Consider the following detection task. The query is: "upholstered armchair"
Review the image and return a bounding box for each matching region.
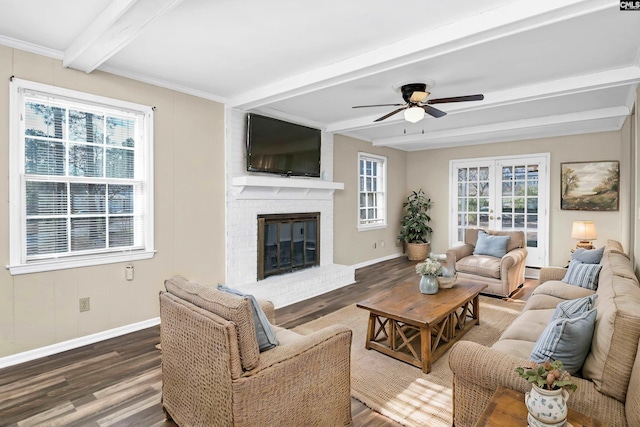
[160,275,353,427]
[446,228,527,297]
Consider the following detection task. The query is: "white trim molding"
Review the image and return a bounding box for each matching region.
[0,317,160,370]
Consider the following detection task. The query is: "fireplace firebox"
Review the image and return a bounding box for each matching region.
[257,213,320,280]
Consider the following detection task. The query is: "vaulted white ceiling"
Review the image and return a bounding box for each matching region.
[1,0,639,150]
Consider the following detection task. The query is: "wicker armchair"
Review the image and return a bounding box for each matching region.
[160,275,353,427]
[446,228,527,297]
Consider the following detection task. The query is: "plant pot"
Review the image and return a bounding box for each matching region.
[419,275,438,294]
[525,384,569,427]
[406,242,430,261]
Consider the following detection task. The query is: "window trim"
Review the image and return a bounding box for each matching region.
[8,78,155,275]
[357,152,387,231]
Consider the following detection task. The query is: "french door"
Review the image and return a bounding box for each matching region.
[449,154,549,267]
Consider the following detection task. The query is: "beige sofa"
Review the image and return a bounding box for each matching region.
[160,275,353,427]
[446,228,528,297]
[449,240,640,427]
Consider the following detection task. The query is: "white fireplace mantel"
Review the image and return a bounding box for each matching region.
[231,176,344,200]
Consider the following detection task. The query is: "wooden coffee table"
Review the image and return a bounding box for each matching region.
[356,281,487,373]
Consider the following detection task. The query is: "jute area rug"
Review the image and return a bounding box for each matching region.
[292,296,523,427]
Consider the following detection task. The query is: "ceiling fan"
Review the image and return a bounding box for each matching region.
[352,82,484,123]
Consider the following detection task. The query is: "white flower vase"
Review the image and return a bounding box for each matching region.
[419,275,438,294]
[525,384,569,427]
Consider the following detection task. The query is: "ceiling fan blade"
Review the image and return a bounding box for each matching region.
[422,104,447,118]
[374,107,407,122]
[352,103,405,109]
[409,91,429,103]
[427,94,484,104]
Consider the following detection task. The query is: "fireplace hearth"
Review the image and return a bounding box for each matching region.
[257,213,320,279]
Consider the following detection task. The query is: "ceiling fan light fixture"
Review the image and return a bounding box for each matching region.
[404,106,425,123]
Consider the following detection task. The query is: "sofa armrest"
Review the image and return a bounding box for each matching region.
[233,325,353,426]
[449,341,623,427]
[256,299,275,324]
[539,267,567,284]
[446,244,474,263]
[500,247,527,270]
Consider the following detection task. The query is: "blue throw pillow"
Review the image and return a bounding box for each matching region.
[562,260,602,290]
[552,294,597,320]
[217,285,278,352]
[473,230,510,258]
[529,309,597,374]
[571,246,604,264]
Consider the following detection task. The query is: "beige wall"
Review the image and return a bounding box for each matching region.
[333,135,407,265]
[406,131,630,267]
[0,47,226,358]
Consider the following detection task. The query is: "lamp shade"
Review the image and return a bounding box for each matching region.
[571,220,597,241]
[404,106,425,123]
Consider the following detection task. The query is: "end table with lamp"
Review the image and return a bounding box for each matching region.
[571,220,597,250]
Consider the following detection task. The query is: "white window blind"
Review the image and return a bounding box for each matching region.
[9,79,155,274]
[358,153,387,229]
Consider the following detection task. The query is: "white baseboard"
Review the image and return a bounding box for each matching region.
[0,317,160,370]
[351,252,404,271]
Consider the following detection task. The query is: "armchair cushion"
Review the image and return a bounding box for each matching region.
[218,284,278,352]
[562,260,602,290]
[473,230,510,258]
[529,309,597,374]
[456,255,501,279]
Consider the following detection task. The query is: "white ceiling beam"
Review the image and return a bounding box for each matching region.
[373,106,630,150]
[327,67,640,133]
[228,0,617,110]
[64,0,185,73]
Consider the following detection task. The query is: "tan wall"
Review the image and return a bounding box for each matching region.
[0,47,226,358]
[333,135,407,265]
[406,131,629,267]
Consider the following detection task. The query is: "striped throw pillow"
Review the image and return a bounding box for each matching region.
[562,260,602,290]
[552,294,597,320]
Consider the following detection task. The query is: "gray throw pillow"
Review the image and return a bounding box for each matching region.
[529,309,597,375]
[562,260,602,290]
[473,230,510,258]
[571,246,604,264]
[552,294,597,320]
[217,285,278,352]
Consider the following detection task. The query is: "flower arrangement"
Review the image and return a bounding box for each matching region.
[415,256,442,276]
[515,359,577,392]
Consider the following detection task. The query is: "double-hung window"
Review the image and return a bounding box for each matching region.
[358,152,386,230]
[9,78,155,275]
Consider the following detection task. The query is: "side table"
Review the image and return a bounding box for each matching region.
[474,386,605,427]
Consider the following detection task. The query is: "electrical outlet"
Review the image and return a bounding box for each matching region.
[79,297,90,312]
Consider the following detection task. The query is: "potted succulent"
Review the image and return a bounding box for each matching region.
[516,360,577,426]
[397,189,433,260]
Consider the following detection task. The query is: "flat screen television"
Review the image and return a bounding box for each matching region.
[246,113,321,177]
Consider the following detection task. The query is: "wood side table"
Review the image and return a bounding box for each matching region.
[474,386,605,427]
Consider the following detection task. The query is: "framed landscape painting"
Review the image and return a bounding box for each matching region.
[561,161,619,211]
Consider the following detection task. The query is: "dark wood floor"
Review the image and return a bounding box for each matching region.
[0,257,537,427]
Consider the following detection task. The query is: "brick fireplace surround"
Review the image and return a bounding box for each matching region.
[224,109,355,308]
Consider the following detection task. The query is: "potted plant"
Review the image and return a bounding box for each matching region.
[397,189,433,260]
[516,360,577,426]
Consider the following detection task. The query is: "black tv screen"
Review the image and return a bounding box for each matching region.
[246,114,321,177]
